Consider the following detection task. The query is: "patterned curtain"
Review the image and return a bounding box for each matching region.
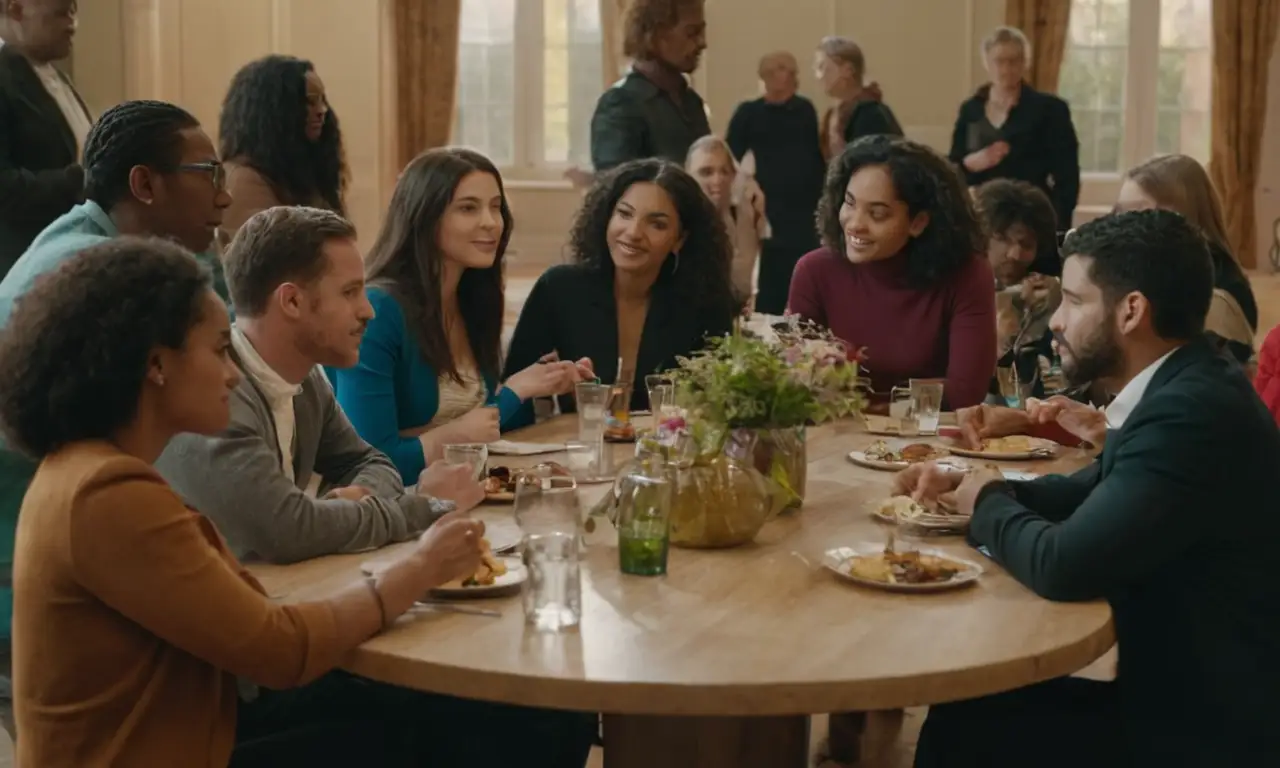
[1005,0,1072,93]
[391,0,462,170]
[1209,0,1280,269]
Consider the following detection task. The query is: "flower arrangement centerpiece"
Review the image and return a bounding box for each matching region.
[668,315,867,510]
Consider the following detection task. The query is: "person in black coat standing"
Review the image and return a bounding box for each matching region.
[950,26,1080,229]
[900,210,1280,768]
[0,0,92,277]
[725,52,826,314]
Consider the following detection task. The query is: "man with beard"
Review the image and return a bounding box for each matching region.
[156,206,484,564]
[896,209,1280,767]
[590,0,708,170]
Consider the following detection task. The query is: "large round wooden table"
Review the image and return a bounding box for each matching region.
[252,416,1114,767]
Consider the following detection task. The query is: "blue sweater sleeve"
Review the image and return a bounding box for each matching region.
[333,291,426,484]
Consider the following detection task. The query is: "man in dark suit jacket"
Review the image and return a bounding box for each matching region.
[0,0,89,276]
[898,210,1280,767]
[589,0,709,171]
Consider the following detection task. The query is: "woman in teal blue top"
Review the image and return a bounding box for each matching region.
[332,148,586,484]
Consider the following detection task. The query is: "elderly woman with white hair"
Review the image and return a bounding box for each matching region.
[949,25,1081,227]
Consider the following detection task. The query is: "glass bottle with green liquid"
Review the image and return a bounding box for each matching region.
[616,460,673,577]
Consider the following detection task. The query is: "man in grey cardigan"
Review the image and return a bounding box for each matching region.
[157,206,483,563]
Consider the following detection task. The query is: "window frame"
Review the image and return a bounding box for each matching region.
[1073,0,1211,210]
[455,0,604,185]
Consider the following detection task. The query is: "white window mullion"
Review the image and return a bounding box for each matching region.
[1124,0,1162,167]
[513,0,544,173]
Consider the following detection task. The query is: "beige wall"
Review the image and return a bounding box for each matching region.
[71,0,397,247]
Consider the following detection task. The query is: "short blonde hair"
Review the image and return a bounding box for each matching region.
[818,36,865,81]
[982,26,1031,59]
[685,135,735,167]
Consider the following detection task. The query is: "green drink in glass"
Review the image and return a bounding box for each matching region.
[616,473,672,576]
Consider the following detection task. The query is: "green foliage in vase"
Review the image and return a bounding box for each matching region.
[670,318,867,429]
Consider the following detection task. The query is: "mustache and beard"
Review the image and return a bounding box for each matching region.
[1054,312,1124,387]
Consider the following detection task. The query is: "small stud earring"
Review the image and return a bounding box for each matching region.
[155,374,166,386]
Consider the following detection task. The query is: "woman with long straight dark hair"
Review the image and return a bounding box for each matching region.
[332,148,582,483]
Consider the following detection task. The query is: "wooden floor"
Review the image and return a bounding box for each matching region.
[0,268,1272,768]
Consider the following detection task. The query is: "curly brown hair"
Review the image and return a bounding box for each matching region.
[567,158,737,311]
[622,0,705,59]
[818,135,984,287]
[0,238,212,458]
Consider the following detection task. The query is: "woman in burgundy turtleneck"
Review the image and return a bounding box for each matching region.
[788,135,997,410]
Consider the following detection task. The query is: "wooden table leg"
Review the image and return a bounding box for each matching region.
[826,709,905,765]
[602,713,810,768]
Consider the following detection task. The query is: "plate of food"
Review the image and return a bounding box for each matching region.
[947,435,1057,460]
[823,540,983,593]
[847,439,959,471]
[361,539,526,598]
[867,494,969,533]
[482,462,574,502]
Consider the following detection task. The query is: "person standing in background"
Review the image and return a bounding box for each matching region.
[0,0,91,277]
[590,0,709,172]
[949,26,1080,229]
[726,51,825,313]
[815,36,903,162]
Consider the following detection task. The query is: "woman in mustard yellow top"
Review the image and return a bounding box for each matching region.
[1,239,595,767]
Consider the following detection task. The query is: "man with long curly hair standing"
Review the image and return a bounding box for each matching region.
[590,0,709,171]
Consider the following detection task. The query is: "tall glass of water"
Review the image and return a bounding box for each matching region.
[644,374,674,431]
[910,379,944,435]
[575,382,610,444]
[513,475,582,632]
[443,443,488,480]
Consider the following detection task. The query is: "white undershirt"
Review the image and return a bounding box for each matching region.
[1104,348,1180,430]
[31,61,92,154]
[232,327,303,481]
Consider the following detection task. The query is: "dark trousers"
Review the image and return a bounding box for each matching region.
[914,677,1125,768]
[754,239,812,315]
[230,671,597,768]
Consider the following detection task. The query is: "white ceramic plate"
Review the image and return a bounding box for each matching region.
[867,502,970,532]
[847,440,965,472]
[361,556,526,599]
[1001,470,1039,481]
[487,440,564,456]
[947,436,1058,461]
[823,545,983,593]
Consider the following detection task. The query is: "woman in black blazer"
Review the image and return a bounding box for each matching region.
[949,26,1081,228]
[503,159,738,414]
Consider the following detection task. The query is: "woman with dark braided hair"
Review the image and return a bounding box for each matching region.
[218,55,349,235]
[504,158,738,414]
[788,135,997,409]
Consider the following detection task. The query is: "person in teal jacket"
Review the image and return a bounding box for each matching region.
[0,100,232,681]
[330,148,585,485]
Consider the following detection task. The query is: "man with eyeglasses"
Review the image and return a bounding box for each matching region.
[0,100,232,735]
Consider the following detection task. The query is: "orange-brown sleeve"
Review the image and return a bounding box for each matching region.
[222,165,282,235]
[69,467,345,690]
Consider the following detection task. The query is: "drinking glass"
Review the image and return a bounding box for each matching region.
[513,476,581,537]
[575,382,611,443]
[605,382,634,437]
[889,386,918,436]
[995,365,1035,409]
[442,443,488,481]
[644,374,675,430]
[522,531,582,632]
[910,379,944,435]
[615,466,673,576]
[563,440,600,482]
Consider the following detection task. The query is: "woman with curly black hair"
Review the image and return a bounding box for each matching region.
[2,237,595,767]
[217,55,348,236]
[788,135,997,409]
[504,158,738,413]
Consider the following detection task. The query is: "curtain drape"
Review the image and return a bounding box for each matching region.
[1004,0,1071,93]
[391,0,462,170]
[600,0,628,88]
[1209,0,1280,269]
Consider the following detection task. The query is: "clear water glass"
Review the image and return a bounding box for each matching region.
[522,531,582,632]
[644,374,675,430]
[910,380,944,434]
[575,382,610,443]
[563,440,599,482]
[889,386,918,436]
[442,443,488,480]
